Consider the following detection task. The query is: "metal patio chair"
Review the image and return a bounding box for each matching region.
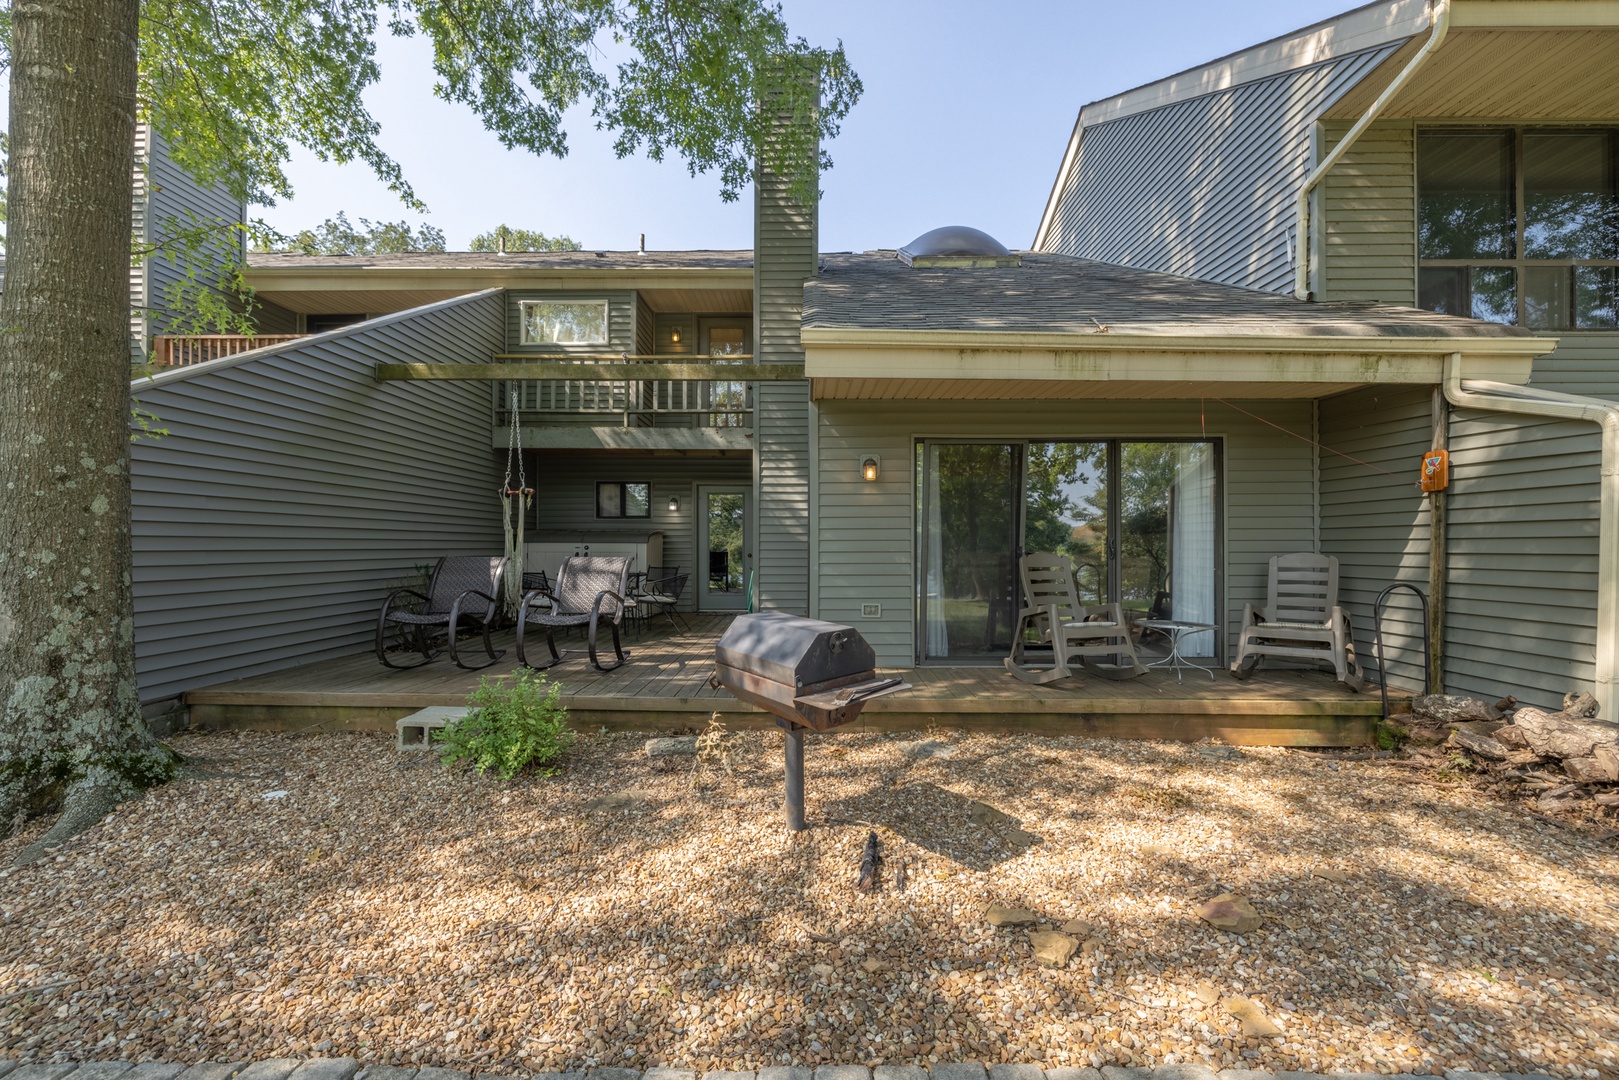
[1230,552,1364,691]
[638,571,690,631]
[375,555,508,670]
[1004,552,1147,684]
[516,555,633,671]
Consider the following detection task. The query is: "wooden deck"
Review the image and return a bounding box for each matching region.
[184,614,1391,745]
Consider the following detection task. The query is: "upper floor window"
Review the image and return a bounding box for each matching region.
[519,300,609,345]
[1418,128,1619,330]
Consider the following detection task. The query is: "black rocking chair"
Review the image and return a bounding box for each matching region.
[376,555,508,670]
[516,555,633,671]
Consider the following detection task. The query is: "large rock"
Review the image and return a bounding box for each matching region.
[1028,930,1079,968]
[1194,892,1263,933]
[1412,694,1501,723]
[1515,707,1619,779]
[984,903,1038,927]
[646,736,699,757]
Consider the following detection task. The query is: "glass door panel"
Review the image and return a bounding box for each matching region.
[1120,441,1217,658]
[1025,442,1108,604]
[697,486,749,611]
[920,443,1018,660]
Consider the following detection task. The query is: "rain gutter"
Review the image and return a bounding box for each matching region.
[1443,355,1619,717]
[1294,0,1451,300]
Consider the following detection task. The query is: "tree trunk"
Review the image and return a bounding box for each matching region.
[0,0,168,856]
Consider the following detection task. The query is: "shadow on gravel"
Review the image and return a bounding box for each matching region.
[827,781,1042,871]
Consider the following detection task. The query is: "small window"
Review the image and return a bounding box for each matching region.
[520,300,609,345]
[596,481,651,519]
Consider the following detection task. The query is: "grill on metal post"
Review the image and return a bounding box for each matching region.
[709,612,909,830]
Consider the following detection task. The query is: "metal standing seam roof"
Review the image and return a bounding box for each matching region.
[245,250,755,272]
[802,252,1540,342]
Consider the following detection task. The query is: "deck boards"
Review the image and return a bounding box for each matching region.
[182,614,1389,744]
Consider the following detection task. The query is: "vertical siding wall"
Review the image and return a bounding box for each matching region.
[130,291,508,702]
[751,152,816,614]
[1319,120,1417,303]
[1318,386,1433,691]
[813,399,1317,667]
[1040,45,1399,295]
[524,452,753,610]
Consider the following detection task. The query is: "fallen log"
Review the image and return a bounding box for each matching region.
[1514,706,1619,782]
[1448,728,1509,761]
[1413,694,1502,724]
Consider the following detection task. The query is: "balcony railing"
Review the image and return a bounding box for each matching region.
[494,358,755,428]
[149,334,307,368]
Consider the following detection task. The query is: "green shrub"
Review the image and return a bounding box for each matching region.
[439,670,573,779]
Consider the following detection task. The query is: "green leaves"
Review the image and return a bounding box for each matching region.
[439,669,574,779]
[269,211,449,254]
[133,0,860,214]
[469,224,582,251]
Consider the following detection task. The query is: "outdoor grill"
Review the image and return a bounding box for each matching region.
[710,612,909,830]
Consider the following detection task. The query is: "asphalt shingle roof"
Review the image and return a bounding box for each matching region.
[803,252,1537,340]
[245,250,753,271]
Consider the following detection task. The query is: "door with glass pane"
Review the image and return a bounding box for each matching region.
[697,485,750,611]
[699,319,751,427]
[919,439,1219,663]
[918,443,1020,660]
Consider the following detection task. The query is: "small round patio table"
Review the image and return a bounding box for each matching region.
[1136,619,1219,682]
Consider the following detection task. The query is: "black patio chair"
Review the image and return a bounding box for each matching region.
[375,555,508,670]
[516,555,633,671]
[639,572,690,631]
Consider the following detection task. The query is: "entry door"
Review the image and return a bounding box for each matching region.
[697,485,751,611]
[918,443,1020,660]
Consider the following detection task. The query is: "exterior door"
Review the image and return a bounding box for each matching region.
[918,443,1021,660]
[697,485,751,611]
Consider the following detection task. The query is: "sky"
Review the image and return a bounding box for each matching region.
[130,1,1372,253]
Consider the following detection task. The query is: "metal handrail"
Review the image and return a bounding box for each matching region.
[1373,582,1430,719]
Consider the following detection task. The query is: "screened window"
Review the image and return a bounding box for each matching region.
[519,300,610,344]
[1418,128,1619,330]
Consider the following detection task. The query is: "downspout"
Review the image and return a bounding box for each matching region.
[1293,0,1451,300]
[1443,355,1619,718]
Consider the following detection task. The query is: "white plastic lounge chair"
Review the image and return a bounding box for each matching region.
[1230,552,1364,691]
[1004,552,1147,684]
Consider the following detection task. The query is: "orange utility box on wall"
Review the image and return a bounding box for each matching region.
[1420,449,1449,492]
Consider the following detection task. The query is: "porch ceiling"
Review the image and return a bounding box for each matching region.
[811,378,1366,401]
[1321,26,1619,120]
[637,288,753,313]
[253,289,472,315]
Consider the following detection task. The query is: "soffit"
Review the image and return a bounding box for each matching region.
[1322,27,1619,119]
[638,288,754,314]
[811,379,1368,401]
[254,289,471,315]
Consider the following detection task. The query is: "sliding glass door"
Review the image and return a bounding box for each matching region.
[918,439,1219,662]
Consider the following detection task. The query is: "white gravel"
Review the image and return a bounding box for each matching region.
[1,729,1616,1077]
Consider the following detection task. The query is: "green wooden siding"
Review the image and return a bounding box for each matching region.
[750,150,816,615]
[812,399,1317,668]
[1318,386,1433,691]
[1318,120,1417,304]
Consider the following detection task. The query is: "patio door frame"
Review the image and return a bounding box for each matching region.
[915,436,1225,664]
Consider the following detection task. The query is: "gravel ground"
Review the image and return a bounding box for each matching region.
[1,729,1616,1077]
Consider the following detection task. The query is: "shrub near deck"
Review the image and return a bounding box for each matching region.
[0,731,1615,1075]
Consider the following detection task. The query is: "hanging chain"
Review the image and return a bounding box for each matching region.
[502,389,529,496]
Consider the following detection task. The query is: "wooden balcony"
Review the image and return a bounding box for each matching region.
[149,334,306,368]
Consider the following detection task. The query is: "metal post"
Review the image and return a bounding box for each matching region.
[783,726,806,831]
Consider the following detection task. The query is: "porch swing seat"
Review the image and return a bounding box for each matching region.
[1004,552,1147,684]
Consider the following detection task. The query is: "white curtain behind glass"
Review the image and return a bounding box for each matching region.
[1170,444,1216,657]
[925,446,949,657]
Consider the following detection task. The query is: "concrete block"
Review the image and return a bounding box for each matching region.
[1151,1069,1217,1080]
[68,1066,135,1080]
[235,1061,301,1080]
[1044,1071,1102,1080]
[702,1073,754,1080]
[585,1071,639,1080]
[354,1069,416,1080]
[813,1070,867,1080]
[174,1067,246,1080]
[931,1066,988,1080]
[1099,1070,1153,1080]
[0,1063,16,1080]
[9,1067,80,1080]
[411,1069,471,1080]
[756,1070,807,1080]
[875,1069,928,1080]
[289,1061,359,1080]
[989,1068,1043,1080]
[123,1066,184,1080]
[396,707,468,750]
[1215,1072,1275,1080]
[644,1071,696,1080]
